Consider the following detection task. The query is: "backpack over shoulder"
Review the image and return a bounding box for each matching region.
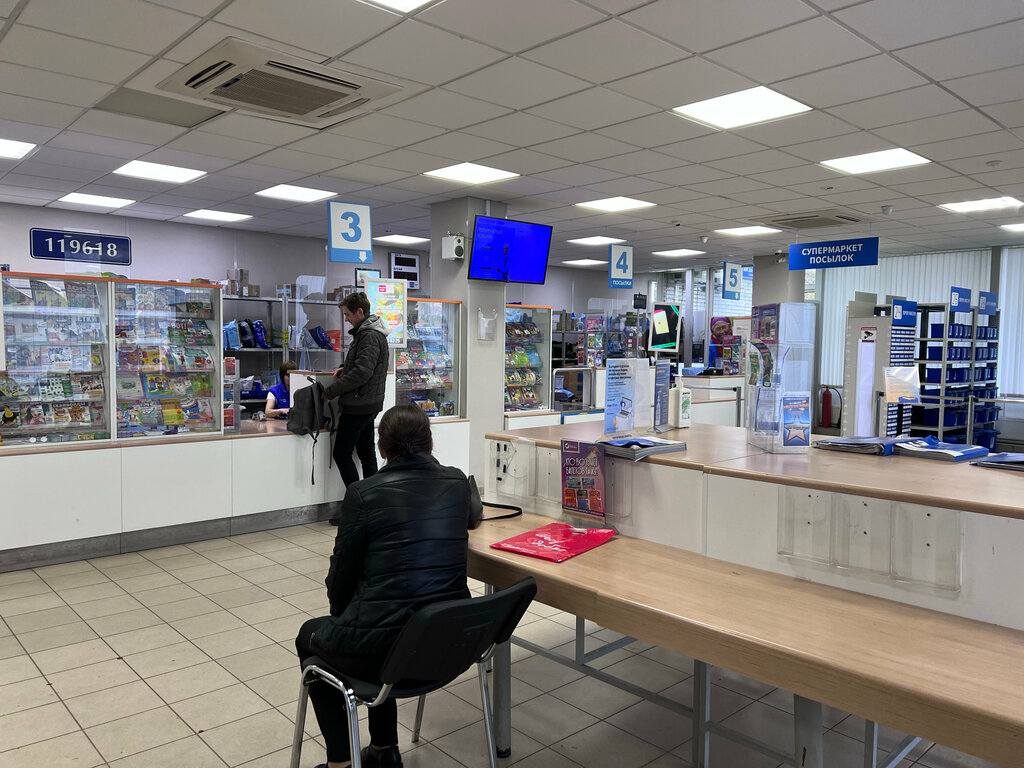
[287,377,341,484]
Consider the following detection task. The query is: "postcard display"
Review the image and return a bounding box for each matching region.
[746,302,815,453]
[504,306,553,411]
[395,299,460,418]
[0,274,222,447]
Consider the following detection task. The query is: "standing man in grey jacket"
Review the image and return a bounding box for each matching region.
[324,292,390,523]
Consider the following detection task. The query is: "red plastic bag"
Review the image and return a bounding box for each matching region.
[490,523,616,563]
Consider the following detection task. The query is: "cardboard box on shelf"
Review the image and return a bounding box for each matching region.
[227,268,249,285]
[276,283,295,298]
[248,285,261,297]
[225,279,241,296]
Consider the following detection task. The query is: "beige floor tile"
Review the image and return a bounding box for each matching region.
[758,687,848,728]
[601,655,689,694]
[186,537,245,554]
[0,578,55,601]
[197,544,255,563]
[0,700,79,751]
[434,722,544,767]
[258,575,321,598]
[107,733,227,768]
[0,618,8,637]
[150,595,221,622]
[171,610,247,640]
[710,666,776,700]
[146,659,239,703]
[0,591,65,617]
[0,729,104,768]
[124,640,210,678]
[0,636,22,660]
[0,655,39,687]
[511,693,600,745]
[607,699,691,751]
[235,564,298,584]
[552,721,663,768]
[86,705,193,762]
[193,626,274,659]
[139,544,195,561]
[396,688,484,741]
[515,618,581,651]
[660,679,754,722]
[283,590,329,615]
[449,671,544,710]
[234,739,328,768]
[219,554,278,574]
[87,607,163,636]
[47,658,140,699]
[507,747,587,768]
[133,583,200,607]
[40,569,112,591]
[244,668,299,706]
[4,605,78,634]
[106,624,187,656]
[263,547,316,565]
[284,555,330,575]
[73,594,144,620]
[227,531,278,546]
[0,676,59,717]
[115,571,181,594]
[549,675,642,720]
[209,585,275,609]
[219,642,297,681]
[512,654,585,693]
[32,561,95,578]
[65,679,165,729]
[302,540,336,556]
[15,620,97,653]
[173,563,233,583]
[172,682,271,732]
[917,743,1000,768]
[251,612,309,642]
[230,598,299,625]
[89,552,149,570]
[187,574,252,596]
[200,708,296,766]
[157,553,215,572]
[239,537,297,554]
[102,561,165,581]
[639,646,696,675]
[31,638,116,674]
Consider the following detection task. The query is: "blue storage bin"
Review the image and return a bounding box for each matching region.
[930,323,945,338]
[925,368,941,383]
[974,429,999,451]
[927,347,942,360]
[945,434,966,444]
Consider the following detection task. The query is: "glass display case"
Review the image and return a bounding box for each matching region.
[505,305,552,411]
[113,280,221,438]
[1,274,112,445]
[395,298,460,418]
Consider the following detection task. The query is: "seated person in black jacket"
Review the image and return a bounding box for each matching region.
[295,404,483,768]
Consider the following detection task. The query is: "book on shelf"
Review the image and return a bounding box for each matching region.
[893,436,989,462]
[595,431,687,461]
[813,435,917,456]
[970,453,1024,471]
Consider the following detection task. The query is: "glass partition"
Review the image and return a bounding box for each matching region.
[395,299,460,418]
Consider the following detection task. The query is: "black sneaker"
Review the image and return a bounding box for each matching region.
[361,745,402,768]
[329,518,340,526]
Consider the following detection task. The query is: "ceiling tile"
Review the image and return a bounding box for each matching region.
[0,63,113,108]
[199,114,317,144]
[0,173,81,193]
[827,85,967,129]
[895,19,1024,82]
[163,21,313,64]
[323,163,410,185]
[0,118,62,145]
[597,112,712,148]
[381,89,511,129]
[343,20,505,86]
[0,185,60,202]
[0,25,150,84]
[220,163,307,183]
[477,149,571,175]
[914,131,1024,162]
[774,131,889,163]
[774,56,926,109]
[640,164,734,187]
[590,150,682,175]
[583,176,668,197]
[623,0,816,53]
[12,161,102,183]
[526,87,659,131]
[329,114,446,147]
[214,0,396,57]
[29,147,118,171]
[943,64,1024,108]
[47,131,156,159]
[687,176,772,196]
[655,133,765,163]
[19,0,198,54]
[982,100,1024,130]
[139,147,238,172]
[707,149,806,175]
[606,58,753,111]
[725,187,805,205]
[707,17,878,84]
[749,164,842,186]
[535,164,622,187]
[532,132,639,163]
[734,111,855,148]
[523,20,684,84]
[405,132,515,162]
[446,58,590,110]
[254,148,342,174]
[70,110,187,144]
[888,175,988,196]
[287,133,392,162]
[878,110,1000,147]
[164,130,274,161]
[147,0,221,14]
[463,113,579,146]
[0,92,81,129]
[945,147,1024,175]
[369,149,455,174]
[835,0,1024,50]
[417,0,604,53]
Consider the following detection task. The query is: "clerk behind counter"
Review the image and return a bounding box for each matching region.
[265,360,297,419]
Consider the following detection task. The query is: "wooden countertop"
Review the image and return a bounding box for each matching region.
[486,423,1024,520]
[470,511,1024,767]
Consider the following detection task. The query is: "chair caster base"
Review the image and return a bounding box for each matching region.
[497,748,511,758]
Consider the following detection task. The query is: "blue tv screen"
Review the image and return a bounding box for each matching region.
[468,215,553,285]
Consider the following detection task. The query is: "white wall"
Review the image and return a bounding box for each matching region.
[511,265,637,313]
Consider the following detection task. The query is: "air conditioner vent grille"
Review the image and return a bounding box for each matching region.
[213,69,352,113]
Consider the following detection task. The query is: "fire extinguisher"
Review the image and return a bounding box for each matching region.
[820,387,841,428]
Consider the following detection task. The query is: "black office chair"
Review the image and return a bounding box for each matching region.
[289,577,537,768]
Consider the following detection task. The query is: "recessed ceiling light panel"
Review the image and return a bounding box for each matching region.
[373,235,430,245]
[673,86,810,130]
[423,162,518,184]
[255,184,337,203]
[567,236,627,245]
[714,225,782,236]
[651,248,705,257]
[114,160,206,184]
[184,209,252,222]
[821,148,930,175]
[562,258,607,266]
[58,192,135,209]
[575,197,657,213]
[0,137,36,159]
[999,222,1024,232]
[361,0,434,11]
[939,197,1022,213]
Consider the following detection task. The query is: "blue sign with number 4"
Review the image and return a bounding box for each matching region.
[609,244,633,289]
[328,201,374,263]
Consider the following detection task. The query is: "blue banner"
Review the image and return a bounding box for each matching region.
[653,359,671,428]
[949,286,971,313]
[722,261,741,300]
[978,291,997,315]
[30,228,131,266]
[891,299,917,327]
[328,201,373,263]
[788,236,878,270]
[608,244,633,289]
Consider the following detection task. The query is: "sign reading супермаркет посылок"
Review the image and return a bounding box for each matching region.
[788,236,878,270]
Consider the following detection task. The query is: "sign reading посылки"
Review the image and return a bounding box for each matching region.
[788,236,879,270]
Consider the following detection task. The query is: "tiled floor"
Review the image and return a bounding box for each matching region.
[0,522,1000,768]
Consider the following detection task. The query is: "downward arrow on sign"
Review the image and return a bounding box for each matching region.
[359,253,368,262]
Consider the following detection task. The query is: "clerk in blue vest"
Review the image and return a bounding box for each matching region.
[266,360,297,419]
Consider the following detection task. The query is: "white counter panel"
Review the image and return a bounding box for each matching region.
[504,413,561,430]
[232,433,326,516]
[3,449,122,548]
[433,420,470,474]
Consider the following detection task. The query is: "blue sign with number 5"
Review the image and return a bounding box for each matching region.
[328,201,373,263]
[608,244,633,289]
[722,262,741,300]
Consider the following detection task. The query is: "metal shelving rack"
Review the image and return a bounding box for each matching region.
[286,297,347,366]
[912,303,976,441]
[221,295,286,407]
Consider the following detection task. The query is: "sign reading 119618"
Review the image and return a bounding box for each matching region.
[30,228,132,266]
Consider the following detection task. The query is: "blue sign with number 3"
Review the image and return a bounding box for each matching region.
[328,201,373,263]
[608,244,633,289]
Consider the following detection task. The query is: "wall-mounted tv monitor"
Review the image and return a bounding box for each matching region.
[649,303,682,352]
[468,215,553,285]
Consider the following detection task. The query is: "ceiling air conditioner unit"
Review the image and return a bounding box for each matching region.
[157,37,400,128]
[761,209,865,231]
